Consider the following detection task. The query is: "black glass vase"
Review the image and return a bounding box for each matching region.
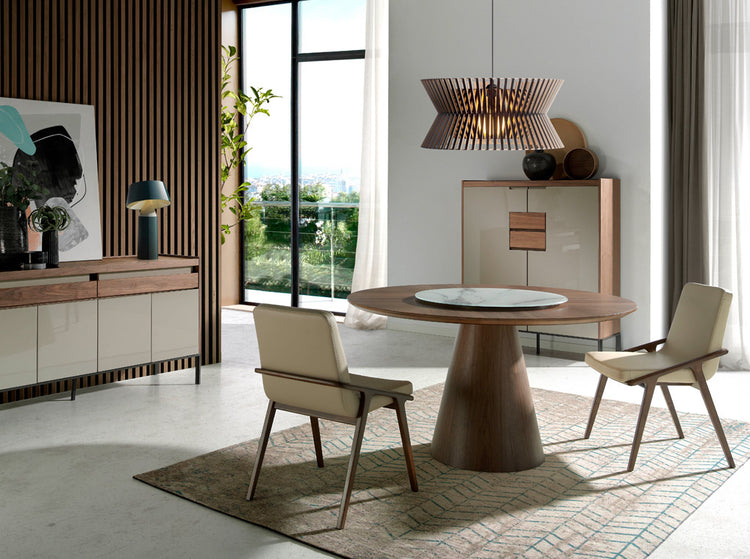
[0,206,28,254]
[42,230,60,268]
[522,150,556,180]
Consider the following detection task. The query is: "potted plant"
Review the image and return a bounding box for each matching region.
[28,204,70,268]
[0,161,44,257]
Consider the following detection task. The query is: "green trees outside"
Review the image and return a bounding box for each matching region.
[243,183,359,298]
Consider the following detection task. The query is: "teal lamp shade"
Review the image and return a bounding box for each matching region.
[126,180,170,259]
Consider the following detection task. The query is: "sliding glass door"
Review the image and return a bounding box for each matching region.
[239,0,365,312]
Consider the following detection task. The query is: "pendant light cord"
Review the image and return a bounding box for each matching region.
[491,0,494,77]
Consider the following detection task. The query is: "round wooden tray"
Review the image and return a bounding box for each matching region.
[563,147,599,179]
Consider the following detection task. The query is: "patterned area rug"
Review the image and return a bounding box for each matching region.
[135,384,750,558]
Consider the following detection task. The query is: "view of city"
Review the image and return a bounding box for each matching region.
[240,0,365,310]
[246,169,360,200]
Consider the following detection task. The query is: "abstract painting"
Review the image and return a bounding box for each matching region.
[0,97,102,262]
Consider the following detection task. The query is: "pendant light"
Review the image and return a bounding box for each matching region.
[421,1,564,151]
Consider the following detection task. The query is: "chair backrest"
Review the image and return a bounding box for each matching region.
[253,304,361,417]
[663,283,732,380]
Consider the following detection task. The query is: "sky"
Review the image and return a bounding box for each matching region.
[241,0,366,181]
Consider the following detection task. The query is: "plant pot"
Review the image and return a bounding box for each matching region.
[42,230,60,268]
[0,206,28,255]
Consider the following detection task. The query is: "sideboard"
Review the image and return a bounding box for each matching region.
[462,179,620,350]
[0,255,200,400]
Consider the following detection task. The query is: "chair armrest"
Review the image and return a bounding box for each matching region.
[625,338,667,353]
[625,348,728,386]
[254,368,414,401]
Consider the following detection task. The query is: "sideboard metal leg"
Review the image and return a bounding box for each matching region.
[597,339,603,352]
[195,355,201,384]
[535,333,541,355]
[616,333,622,351]
[70,378,77,401]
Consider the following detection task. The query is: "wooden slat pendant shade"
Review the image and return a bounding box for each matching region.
[421,78,564,150]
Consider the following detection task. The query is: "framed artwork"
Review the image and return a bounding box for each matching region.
[0,97,102,262]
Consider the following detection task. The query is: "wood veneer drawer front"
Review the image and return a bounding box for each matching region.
[38,301,98,382]
[509,212,546,231]
[509,230,546,251]
[0,280,97,308]
[97,272,198,298]
[0,306,37,390]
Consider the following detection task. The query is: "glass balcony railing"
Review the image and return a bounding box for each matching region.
[243,201,359,305]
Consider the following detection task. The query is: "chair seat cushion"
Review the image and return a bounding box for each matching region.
[349,373,413,412]
[584,350,699,384]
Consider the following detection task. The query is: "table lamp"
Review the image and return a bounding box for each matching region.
[126,180,170,259]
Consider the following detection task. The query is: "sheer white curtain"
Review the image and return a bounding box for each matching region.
[704,0,750,368]
[344,0,388,329]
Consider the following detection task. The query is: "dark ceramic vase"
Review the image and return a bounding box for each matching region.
[522,150,556,180]
[42,230,60,268]
[0,206,28,254]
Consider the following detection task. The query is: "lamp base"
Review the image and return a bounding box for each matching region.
[137,214,159,260]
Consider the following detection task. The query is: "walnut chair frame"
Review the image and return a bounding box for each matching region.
[246,367,419,530]
[585,341,735,472]
[585,283,735,472]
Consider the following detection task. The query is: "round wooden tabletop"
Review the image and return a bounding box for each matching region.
[348,284,637,326]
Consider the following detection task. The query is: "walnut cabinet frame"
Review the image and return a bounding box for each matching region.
[462,179,621,351]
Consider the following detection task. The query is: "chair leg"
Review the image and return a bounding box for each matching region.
[585,375,608,438]
[694,370,735,468]
[246,401,277,501]
[393,399,418,492]
[337,410,370,530]
[659,385,684,438]
[628,380,657,471]
[310,416,325,468]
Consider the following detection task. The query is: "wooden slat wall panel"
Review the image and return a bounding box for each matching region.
[0,0,220,404]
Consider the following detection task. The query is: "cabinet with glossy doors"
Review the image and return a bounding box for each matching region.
[462,179,620,349]
[0,256,200,398]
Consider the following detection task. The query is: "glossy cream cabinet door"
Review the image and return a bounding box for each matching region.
[98,294,152,371]
[37,301,98,383]
[152,289,199,362]
[462,186,527,285]
[528,186,600,338]
[0,306,37,390]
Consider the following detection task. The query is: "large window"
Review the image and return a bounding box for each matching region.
[240,0,365,312]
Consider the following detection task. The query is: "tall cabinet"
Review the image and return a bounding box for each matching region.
[462,179,620,347]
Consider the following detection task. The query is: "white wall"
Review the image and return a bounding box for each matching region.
[388,0,668,347]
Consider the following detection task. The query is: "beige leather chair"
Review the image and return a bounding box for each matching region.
[584,283,734,471]
[246,304,419,529]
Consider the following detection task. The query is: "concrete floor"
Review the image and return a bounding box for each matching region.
[1,309,748,558]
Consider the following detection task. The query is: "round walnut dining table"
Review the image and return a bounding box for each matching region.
[347,284,637,473]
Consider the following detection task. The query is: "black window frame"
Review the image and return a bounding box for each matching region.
[238,0,366,309]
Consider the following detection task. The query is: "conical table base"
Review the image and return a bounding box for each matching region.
[431,324,544,472]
